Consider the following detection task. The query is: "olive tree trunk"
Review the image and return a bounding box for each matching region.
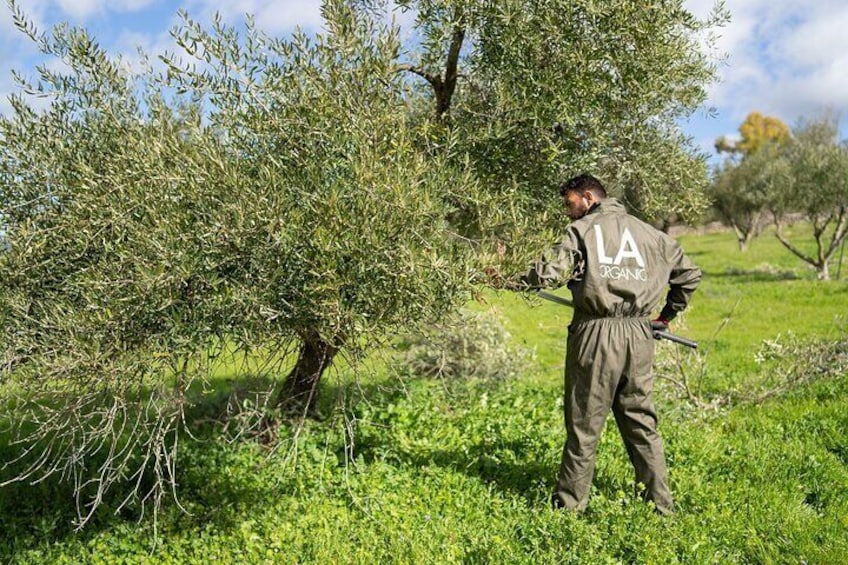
[276,331,341,416]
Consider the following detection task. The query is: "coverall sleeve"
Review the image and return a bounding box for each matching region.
[519,229,581,290]
[659,238,702,321]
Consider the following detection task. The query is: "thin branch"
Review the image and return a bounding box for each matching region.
[774,223,817,266]
[395,9,466,119]
[824,207,848,258]
[394,63,440,87]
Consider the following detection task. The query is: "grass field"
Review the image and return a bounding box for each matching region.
[1,225,846,563]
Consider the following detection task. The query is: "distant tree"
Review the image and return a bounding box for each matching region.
[709,143,791,251]
[771,117,848,280]
[715,111,790,157]
[713,113,848,275]
[710,111,791,250]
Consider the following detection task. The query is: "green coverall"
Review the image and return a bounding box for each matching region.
[523,198,701,514]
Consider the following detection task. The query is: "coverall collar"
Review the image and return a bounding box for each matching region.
[586,197,626,217]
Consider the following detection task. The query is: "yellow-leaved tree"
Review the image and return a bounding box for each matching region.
[711,112,791,250]
[715,111,790,156]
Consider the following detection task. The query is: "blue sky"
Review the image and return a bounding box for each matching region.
[1,0,847,164]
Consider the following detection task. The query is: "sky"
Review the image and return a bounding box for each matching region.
[1,0,847,163]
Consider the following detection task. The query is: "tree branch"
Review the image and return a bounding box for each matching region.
[774,224,816,266]
[394,63,440,88]
[436,23,465,117]
[395,10,466,119]
[824,207,848,258]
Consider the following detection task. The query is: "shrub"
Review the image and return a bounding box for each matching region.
[400,309,532,380]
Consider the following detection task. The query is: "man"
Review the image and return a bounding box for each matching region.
[520,173,701,515]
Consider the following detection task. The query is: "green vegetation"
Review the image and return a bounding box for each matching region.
[0,1,729,517]
[2,226,846,564]
[709,113,848,275]
[677,224,847,383]
[2,3,845,562]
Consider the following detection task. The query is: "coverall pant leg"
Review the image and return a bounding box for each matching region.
[611,325,674,514]
[552,318,673,514]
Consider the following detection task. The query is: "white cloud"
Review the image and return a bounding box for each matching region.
[689,0,848,127]
[683,0,718,19]
[0,0,49,42]
[0,0,327,114]
[0,0,166,117]
[112,28,177,73]
[254,1,324,33]
[3,0,847,142]
[55,0,158,20]
[777,7,848,70]
[55,0,104,20]
[0,76,17,116]
[184,0,323,33]
[0,3,16,40]
[0,1,50,116]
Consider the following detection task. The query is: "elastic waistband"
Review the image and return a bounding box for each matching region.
[572,313,649,325]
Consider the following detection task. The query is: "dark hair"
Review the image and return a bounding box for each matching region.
[558,174,607,198]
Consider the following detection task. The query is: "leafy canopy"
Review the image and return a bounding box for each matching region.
[390,0,728,231]
[0,0,472,525]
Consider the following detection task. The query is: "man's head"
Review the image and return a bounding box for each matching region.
[558,174,607,220]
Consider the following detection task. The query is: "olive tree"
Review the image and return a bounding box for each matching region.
[382,0,728,264]
[709,144,791,251]
[772,117,848,280]
[0,1,471,525]
[0,0,729,524]
[710,115,848,275]
[709,112,791,250]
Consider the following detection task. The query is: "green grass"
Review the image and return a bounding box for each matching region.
[678,224,847,386]
[1,226,847,563]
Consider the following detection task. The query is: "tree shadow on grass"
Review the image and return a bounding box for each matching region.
[0,372,302,557]
[1,374,588,557]
[404,441,555,504]
[350,408,560,507]
[354,434,648,511]
[702,268,801,282]
[0,372,419,557]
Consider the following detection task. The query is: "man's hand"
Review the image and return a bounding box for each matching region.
[483,266,506,288]
[651,317,670,337]
[483,266,529,291]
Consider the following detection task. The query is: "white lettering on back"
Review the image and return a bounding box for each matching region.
[613,228,645,267]
[593,225,614,264]
[593,225,648,280]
